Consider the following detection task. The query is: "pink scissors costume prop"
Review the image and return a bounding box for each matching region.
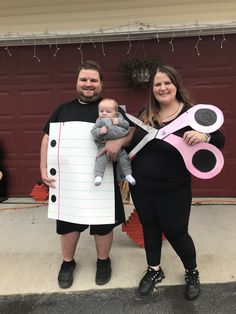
[126,104,224,179]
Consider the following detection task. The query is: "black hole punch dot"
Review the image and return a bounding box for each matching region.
[51,195,57,202]
[50,168,57,176]
[194,108,217,126]
[192,149,217,172]
[50,140,57,147]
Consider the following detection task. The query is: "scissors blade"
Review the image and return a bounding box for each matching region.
[126,113,153,132]
[129,129,157,159]
[126,113,158,158]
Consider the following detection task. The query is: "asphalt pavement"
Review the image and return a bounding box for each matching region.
[0,283,236,314]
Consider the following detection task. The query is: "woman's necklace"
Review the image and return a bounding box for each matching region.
[158,102,181,121]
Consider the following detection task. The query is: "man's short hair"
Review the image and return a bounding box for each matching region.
[77,60,103,81]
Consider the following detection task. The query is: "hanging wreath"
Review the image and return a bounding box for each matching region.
[121,57,159,87]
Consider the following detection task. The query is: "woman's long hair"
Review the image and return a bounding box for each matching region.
[139,64,192,126]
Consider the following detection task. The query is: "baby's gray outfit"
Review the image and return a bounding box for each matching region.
[91,113,132,178]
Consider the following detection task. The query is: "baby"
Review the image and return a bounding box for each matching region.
[91,98,136,186]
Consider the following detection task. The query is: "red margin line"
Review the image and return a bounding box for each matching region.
[57,123,62,219]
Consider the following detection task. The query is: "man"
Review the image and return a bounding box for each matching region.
[40,60,135,289]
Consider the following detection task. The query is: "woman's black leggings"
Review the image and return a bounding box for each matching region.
[131,186,197,270]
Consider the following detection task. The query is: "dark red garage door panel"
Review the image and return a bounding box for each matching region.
[0,36,235,196]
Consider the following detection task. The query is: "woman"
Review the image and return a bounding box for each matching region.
[129,64,225,300]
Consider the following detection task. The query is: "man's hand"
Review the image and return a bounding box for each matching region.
[41,167,56,188]
[96,127,135,161]
[40,134,56,188]
[96,138,124,161]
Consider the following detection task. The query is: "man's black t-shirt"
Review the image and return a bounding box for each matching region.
[43,97,131,134]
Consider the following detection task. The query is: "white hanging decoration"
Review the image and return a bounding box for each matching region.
[43,28,51,46]
[212,28,216,41]
[138,22,145,31]
[4,45,12,56]
[220,28,226,48]
[101,32,106,56]
[53,36,60,57]
[33,40,41,62]
[126,33,132,54]
[195,33,202,56]
[169,32,175,52]
[89,32,96,48]
[77,36,84,64]
[4,34,12,56]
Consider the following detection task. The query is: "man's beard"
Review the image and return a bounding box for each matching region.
[78,90,101,103]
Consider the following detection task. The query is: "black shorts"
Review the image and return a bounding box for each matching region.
[56,220,120,235]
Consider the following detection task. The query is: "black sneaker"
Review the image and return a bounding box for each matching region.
[184,269,200,301]
[138,266,165,296]
[95,258,111,285]
[58,260,76,289]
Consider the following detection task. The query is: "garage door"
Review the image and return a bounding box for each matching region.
[0,36,235,196]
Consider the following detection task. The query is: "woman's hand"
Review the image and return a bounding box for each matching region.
[183,130,208,146]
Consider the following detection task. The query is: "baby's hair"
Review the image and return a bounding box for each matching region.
[99,98,119,112]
